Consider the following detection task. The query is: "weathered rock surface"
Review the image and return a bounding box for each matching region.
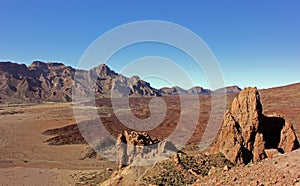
[0,61,242,103]
[116,131,177,169]
[211,87,299,164]
[264,149,280,159]
[0,61,161,103]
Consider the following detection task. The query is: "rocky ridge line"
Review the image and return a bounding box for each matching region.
[0,61,240,103]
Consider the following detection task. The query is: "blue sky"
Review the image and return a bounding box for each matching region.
[1,0,299,89]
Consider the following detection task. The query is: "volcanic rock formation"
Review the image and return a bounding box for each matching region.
[211,87,299,164]
[0,61,241,103]
[0,61,161,103]
[116,131,178,169]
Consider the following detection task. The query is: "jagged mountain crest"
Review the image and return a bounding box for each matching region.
[214,85,241,94]
[0,61,241,103]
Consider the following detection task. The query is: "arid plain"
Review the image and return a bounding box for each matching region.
[0,83,299,185]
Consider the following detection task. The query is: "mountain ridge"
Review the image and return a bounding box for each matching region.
[0,61,242,103]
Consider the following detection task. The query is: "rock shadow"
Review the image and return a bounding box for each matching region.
[261,116,285,152]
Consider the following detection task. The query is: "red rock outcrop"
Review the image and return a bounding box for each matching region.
[116,131,177,169]
[211,87,299,164]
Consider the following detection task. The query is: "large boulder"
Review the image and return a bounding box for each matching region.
[211,87,299,164]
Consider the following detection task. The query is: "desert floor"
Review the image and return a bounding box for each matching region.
[0,103,117,185]
[0,84,299,185]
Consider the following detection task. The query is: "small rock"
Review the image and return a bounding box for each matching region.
[208,167,217,176]
[106,168,113,172]
[265,149,280,159]
[204,152,210,156]
[223,165,230,171]
[188,169,199,177]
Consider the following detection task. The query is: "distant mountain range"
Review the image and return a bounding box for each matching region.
[0,61,241,103]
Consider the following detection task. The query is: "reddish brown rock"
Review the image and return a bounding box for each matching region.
[211,110,244,164]
[211,87,299,164]
[278,116,299,152]
[231,87,262,151]
[116,131,177,169]
[252,133,266,162]
[265,149,280,159]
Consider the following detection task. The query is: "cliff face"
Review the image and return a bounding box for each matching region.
[211,87,299,164]
[0,61,75,102]
[0,61,160,103]
[0,61,242,103]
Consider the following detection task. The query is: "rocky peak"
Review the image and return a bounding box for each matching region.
[160,86,189,95]
[46,62,65,67]
[214,85,241,94]
[28,61,49,70]
[129,75,141,84]
[211,87,299,164]
[231,87,262,117]
[0,62,28,75]
[92,64,117,77]
[46,62,66,71]
[188,86,211,94]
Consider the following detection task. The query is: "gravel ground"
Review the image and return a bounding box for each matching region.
[194,149,300,186]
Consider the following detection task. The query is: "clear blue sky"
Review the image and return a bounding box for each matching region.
[1,0,299,89]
